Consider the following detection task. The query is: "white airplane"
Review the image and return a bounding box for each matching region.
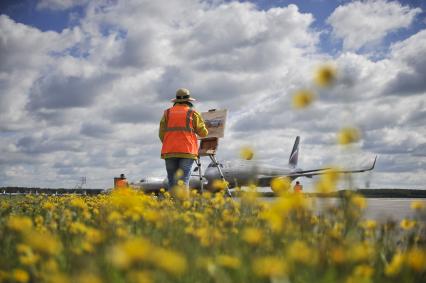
[131,136,377,193]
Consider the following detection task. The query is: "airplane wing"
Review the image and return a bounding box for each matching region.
[257,156,377,186]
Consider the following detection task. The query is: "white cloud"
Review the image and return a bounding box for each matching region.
[327,0,421,51]
[385,30,426,95]
[0,15,82,130]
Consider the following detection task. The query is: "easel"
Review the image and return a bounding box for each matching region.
[196,109,232,198]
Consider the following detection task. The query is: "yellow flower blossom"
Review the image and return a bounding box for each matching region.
[74,273,102,283]
[19,250,39,266]
[338,127,361,145]
[351,194,367,210]
[400,219,416,230]
[314,65,337,87]
[353,264,374,278]
[11,269,29,283]
[151,248,187,276]
[69,197,87,210]
[110,237,152,269]
[360,219,377,230]
[349,242,374,262]
[240,146,254,160]
[410,200,426,211]
[173,185,189,200]
[212,179,229,191]
[7,216,33,233]
[85,228,104,244]
[330,247,346,264]
[287,240,317,265]
[292,89,315,109]
[216,255,241,269]
[242,227,263,245]
[270,177,291,194]
[24,230,61,256]
[127,271,153,283]
[385,252,405,277]
[252,256,287,277]
[406,248,426,272]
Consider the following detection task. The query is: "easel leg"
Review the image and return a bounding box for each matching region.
[209,155,232,198]
[196,157,204,193]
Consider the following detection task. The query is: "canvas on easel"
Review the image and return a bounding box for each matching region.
[198,109,227,156]
[196,109,232,197]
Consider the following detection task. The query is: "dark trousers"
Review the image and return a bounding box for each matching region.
[165,158,194,189]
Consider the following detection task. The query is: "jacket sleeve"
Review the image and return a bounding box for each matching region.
[193,111,208,138]
[159,114,166,142]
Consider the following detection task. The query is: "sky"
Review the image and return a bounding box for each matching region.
[0,0,425,190]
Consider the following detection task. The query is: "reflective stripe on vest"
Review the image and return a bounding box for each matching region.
[161,105,198,155]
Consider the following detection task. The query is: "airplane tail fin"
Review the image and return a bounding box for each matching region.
[289,136,300,168]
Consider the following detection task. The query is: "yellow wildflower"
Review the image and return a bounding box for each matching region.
[7,215,33,233]
[69,222,88,234]
[292,89,315,109]
[108,211,122,223]
[351,194,367,209]
[240,146,254,160]
[11,269,29,283]
[212,179,229,191]
[338,127,360,145]
[385,252,404,277]
[353,264,374,278]
[127,271,153,283]
[42,201,55,210]
[151,248,187,276]
[360,219,377,230]
[175,169,184,178]
[242,227,263,245]
[329,223,344,239]
[406,248,426,272]
[43,259,59,272]
[19,251,39,266]
[74,273,102,283]
[69,197,87,210]
[270,177,291,194]
[349,242,374,262]
[85,228,104,244]
[314,65,337,87]
[330,247,346,264]
[216,255,241,269]
[400,219,416,230]
[43,273,70,283]
[287,240,317,265]
[410,200,426,211]
[173,185,189,200]
[110,237,152,269]
[24,230,61,255]
[252,256,287,277]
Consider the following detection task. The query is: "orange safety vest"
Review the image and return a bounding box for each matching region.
[115,179,128,188]
[294,184,303,193]
[161,105,198,155]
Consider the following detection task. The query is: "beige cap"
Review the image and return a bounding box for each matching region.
[171,88,196,102]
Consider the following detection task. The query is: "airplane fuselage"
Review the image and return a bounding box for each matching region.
[203,161,297,188]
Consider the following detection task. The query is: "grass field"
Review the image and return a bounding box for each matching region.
[1,187,425,283]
